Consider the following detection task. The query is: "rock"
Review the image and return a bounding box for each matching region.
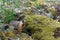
[3,24,9,30]
[20,33,33,40]
[54,27,60,38]
[24,15,60,40]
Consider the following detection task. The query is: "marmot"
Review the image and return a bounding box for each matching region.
[4,20,24,34]
[9,20,24,31]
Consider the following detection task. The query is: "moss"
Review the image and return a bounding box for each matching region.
[49,8,56,16]
[0,32,7,40]
[25,15,60,40]
[20,33,33,40]
[5,31,16,38]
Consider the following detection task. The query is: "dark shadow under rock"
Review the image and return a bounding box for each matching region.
[54,27,60,38]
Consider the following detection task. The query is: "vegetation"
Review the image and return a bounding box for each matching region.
[25,15,60,40]
[0,0,60,40]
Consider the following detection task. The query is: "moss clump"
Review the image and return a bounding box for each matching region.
[25,15,60,40]
[20,33,33,40]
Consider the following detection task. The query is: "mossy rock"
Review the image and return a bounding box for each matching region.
[20,33,33,40]
[25,15,60,40]
[49,8,57,16]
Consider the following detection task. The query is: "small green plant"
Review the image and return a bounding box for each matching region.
[3,9,15,23]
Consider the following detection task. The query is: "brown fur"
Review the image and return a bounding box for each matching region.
[9,21,24,34]
[18,21,24,31]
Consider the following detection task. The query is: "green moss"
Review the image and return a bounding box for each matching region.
[49,8,56,16]
[20,33,33,40]
[25,15,60,40]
